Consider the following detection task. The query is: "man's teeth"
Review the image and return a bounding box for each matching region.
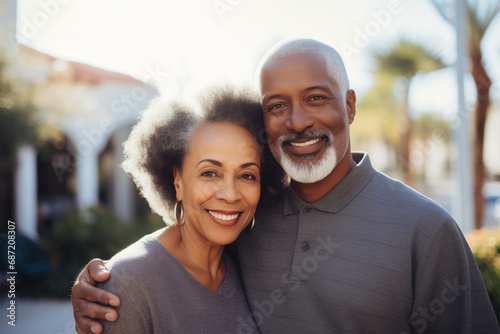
[290,138,321,147]
[208,211,239,221]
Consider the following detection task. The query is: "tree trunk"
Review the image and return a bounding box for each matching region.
[469,45,491,229]
[399,81,413,187]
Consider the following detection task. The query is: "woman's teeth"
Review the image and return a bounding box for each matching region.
[208,211,239,221]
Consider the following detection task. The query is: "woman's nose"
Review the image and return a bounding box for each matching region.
[215,178,242,203]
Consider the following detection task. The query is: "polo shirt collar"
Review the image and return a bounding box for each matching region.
[283,152,376,215]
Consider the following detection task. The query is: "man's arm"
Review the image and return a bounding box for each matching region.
[72,259,121,334]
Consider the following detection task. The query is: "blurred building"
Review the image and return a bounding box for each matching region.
[2,0,158,240]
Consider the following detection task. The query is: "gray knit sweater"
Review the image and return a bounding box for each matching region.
[98,229,260,334]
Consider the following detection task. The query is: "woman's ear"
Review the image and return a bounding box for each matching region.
[173,167,183,202]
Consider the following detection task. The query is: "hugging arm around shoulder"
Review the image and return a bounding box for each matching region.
[95,229,176,333]
[96,244,154,333]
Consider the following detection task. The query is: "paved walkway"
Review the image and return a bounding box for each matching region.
[0,298,75,334]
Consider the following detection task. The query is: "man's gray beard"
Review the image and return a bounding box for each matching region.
[271,130,340,184]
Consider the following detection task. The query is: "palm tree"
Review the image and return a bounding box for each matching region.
[373,40,445,186]
[431,0,500,229]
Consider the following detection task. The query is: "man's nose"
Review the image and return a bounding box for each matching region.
[284,102,314,133]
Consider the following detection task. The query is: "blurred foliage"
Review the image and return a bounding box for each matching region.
[0,32,39,225]
[475,251,500,323]
[353,71,400,149]
[412,112,451,141]
[466,228,500,323]
[18,207,165,298]
[356,39,447,147]
[0,49,39,162]
[0,29,70,226]
[371,39,446,185]
[373,40,445,80]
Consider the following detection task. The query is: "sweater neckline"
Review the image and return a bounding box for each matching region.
[148,231,237,298]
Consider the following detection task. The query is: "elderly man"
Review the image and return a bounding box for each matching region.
[72,39,499,333]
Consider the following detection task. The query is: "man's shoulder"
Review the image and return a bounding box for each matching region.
[364,171,454,229]
[375,171,446,205]
[352,152,441,207]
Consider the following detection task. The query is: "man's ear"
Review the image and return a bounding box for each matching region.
[346,89,357,124]
[173,167,183,202]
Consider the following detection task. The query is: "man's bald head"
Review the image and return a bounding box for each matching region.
[255,38,350,95]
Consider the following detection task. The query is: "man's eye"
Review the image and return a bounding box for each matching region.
[310,96,325,101]
[269,103,284,111]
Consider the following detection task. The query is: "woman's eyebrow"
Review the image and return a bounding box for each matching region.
[196,159,222,167]
[196,160,259,169]
[241,162,259,168]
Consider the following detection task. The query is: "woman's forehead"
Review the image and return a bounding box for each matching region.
[186,123,261,163]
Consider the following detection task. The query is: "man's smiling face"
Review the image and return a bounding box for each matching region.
[260,52,354,184]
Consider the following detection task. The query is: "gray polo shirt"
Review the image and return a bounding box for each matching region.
[235,152,499,333]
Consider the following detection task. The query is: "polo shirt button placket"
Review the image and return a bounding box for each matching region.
[299,207,311,252]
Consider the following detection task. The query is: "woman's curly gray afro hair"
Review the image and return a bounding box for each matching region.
[121,85,286,225]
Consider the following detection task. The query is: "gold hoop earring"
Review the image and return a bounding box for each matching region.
[174,201,185,225]
[250,216,255,230]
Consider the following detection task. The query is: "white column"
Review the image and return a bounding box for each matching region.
[112,127,134,222]
[15,144,38,241]
[76,152,99,211]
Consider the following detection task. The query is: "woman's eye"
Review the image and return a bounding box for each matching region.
[202,171,217,177]
[241,173,256,181]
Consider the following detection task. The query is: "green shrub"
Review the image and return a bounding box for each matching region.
[20,207,164,298]
[467,229,500,324]
[474,242,500,324]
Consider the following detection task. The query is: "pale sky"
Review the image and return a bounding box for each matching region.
[14,0,500,111]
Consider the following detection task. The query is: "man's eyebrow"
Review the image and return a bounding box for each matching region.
[303,86,331,93]
[263,86,331,104]
[196,159,222,167]
[262,94,284,105]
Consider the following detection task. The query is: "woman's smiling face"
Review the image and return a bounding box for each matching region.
[173,122,261,246]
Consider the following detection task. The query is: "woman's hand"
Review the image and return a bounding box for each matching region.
[71,259,121,334]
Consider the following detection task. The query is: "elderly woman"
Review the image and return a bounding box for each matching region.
[95,86,285,333]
